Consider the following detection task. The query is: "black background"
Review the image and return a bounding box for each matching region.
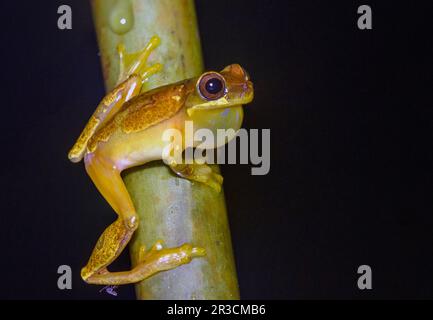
[0,0,432,299]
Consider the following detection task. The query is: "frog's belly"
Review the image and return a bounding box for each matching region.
[98,115,185,171]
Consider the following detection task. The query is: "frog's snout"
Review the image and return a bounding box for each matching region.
[222,64,248,80]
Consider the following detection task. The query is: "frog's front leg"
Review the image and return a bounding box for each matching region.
[81,152,205,285]
[168,162,224,192]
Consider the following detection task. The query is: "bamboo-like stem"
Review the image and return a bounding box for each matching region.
[90,0,239,299]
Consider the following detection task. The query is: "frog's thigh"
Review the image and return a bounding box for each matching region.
[168,162,223,192]
[84,153,136,219]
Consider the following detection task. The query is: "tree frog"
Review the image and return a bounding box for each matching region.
[68,36,254,285]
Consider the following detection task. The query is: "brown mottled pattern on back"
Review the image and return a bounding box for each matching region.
[87,120,117,152]
[87,83,189,153]
[121,84,186,133]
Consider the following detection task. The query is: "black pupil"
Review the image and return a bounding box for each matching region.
[205,78,223,94]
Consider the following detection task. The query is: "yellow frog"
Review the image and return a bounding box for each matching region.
[68,36,254,285]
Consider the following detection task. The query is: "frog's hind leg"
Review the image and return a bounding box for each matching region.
[81,153,205,285]
[81,154,139,283]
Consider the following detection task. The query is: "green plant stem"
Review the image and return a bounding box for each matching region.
[91,0,239,299]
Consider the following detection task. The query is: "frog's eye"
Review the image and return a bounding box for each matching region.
[197,72,227,100]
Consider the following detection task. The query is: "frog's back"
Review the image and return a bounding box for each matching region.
[87,82,190,154]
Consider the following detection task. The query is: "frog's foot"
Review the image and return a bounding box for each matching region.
[137,240,164,262]
[168,162,223,192]
[85,242,206,286]
[117,35,162,83]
